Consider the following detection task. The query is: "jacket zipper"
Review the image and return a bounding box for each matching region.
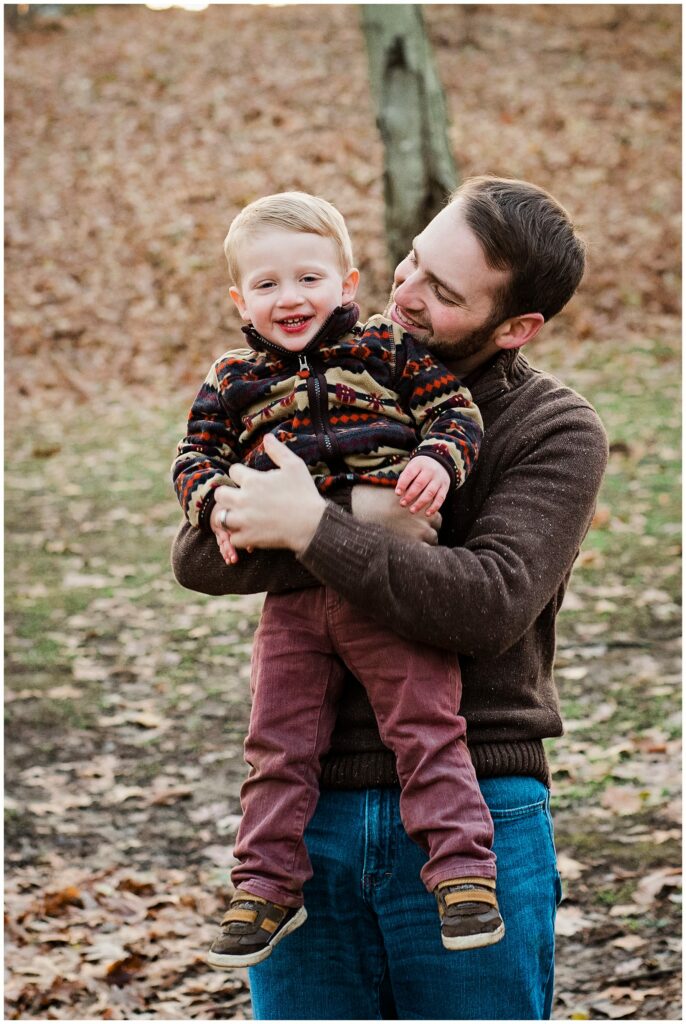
[299,353,344,468]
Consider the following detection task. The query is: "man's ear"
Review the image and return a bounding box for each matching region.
[229,286,249,321]
[493,313,545,352]
[342,268,360,304]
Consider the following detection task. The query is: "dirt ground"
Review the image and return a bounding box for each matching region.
[5,4,681,1020]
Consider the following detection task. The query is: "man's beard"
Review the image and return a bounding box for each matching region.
[386,291,502,363]
[424,314,502,363]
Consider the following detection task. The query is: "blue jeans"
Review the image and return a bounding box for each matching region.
[248,776,562,1020]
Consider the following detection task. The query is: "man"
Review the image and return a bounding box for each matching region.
[172,176,608,1019]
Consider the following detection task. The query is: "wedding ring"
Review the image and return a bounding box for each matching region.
[220,508,229,528]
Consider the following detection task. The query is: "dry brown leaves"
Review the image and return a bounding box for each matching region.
[5,4,680,415]
[5,858,247,1020]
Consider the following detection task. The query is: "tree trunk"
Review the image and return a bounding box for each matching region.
[360,4,459,272]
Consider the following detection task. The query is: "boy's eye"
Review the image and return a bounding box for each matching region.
[256,281,275,290]
[301,275,320,284]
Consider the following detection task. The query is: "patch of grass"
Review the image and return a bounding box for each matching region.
[553,830,681,873]
[547,341,681,635]
[6,696,98,733]
[596,882,637,906]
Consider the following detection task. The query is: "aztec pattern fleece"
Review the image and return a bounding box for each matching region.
[173,304,484,528]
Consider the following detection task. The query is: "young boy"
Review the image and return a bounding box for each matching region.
[173,192,504,969]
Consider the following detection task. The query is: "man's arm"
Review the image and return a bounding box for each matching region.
[171,479,441,596]
[299,404,608,656]
[171,520,319,595]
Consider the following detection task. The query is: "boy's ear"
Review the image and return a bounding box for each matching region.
[342,268,360,303]
[229,286,249,320]
[493,312,544,352]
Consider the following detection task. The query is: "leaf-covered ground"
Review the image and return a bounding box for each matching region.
[5,5,681,1020]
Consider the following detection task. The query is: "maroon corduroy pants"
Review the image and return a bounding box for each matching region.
[232,587,496,907]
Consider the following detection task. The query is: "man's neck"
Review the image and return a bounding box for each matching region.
[443,340,501,378]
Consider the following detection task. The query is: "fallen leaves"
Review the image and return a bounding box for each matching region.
[555,905,594,937]
[634,867,682,907]
[5,860,242,1020]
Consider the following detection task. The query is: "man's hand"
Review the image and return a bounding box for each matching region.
[220,434,326,554]
[395,455,451,516]
[352,485,442,545]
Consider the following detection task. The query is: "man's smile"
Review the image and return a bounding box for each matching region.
[390,301,429,335]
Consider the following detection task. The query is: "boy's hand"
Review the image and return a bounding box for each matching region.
[395,456,451,516]
[210,494,239,565]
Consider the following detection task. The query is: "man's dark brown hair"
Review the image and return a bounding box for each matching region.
[451,176,586,324]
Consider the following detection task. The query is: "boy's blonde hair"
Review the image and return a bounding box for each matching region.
[224,192,354,285]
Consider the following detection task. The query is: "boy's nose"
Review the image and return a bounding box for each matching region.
[277,286,304,307]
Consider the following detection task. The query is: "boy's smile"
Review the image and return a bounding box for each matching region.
[230,229,359,353]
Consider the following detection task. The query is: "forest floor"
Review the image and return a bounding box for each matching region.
[5,4,681,1020]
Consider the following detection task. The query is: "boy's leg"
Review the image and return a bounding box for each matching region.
[328,593,495,888]
[231,589,345,907]
[248,780,560,1021]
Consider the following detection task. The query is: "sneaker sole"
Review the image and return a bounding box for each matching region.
[207,906,308,969]
[441,921,505,951]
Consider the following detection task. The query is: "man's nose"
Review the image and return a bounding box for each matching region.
[393,262,422,308]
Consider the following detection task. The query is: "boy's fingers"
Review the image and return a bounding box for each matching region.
[425,484,449,516]
[395,463,420,496]
[399,471,432,507]
[410,480,442,514]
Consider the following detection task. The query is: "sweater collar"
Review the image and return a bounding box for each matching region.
[464,349,530,403]
[241,303,360,359]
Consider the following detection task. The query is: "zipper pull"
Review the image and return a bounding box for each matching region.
[298,354,309,375]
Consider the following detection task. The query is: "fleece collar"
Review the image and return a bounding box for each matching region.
[241,303,360,360]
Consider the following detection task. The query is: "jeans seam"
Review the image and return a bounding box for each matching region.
[490,799,547,821]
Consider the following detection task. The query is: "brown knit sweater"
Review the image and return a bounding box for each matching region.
[171,349,608,789]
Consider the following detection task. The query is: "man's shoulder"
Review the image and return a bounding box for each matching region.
[508,357,608,448]
[525,361,603,417]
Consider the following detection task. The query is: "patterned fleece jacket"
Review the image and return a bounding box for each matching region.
[173,303,484,529]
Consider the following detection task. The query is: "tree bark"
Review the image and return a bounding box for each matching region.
[361,4,459,272]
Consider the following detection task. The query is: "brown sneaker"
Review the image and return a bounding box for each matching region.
[435,877,505,951]
[207,890,307,969]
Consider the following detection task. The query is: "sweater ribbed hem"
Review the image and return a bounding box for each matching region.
[319,739,551,790]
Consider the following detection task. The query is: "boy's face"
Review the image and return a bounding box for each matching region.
[230,229,359,352]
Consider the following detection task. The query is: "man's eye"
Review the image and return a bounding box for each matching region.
[433,286,457,306]
[407,251,417,265]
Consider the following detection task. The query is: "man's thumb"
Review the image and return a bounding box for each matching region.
[263,431,295,467]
